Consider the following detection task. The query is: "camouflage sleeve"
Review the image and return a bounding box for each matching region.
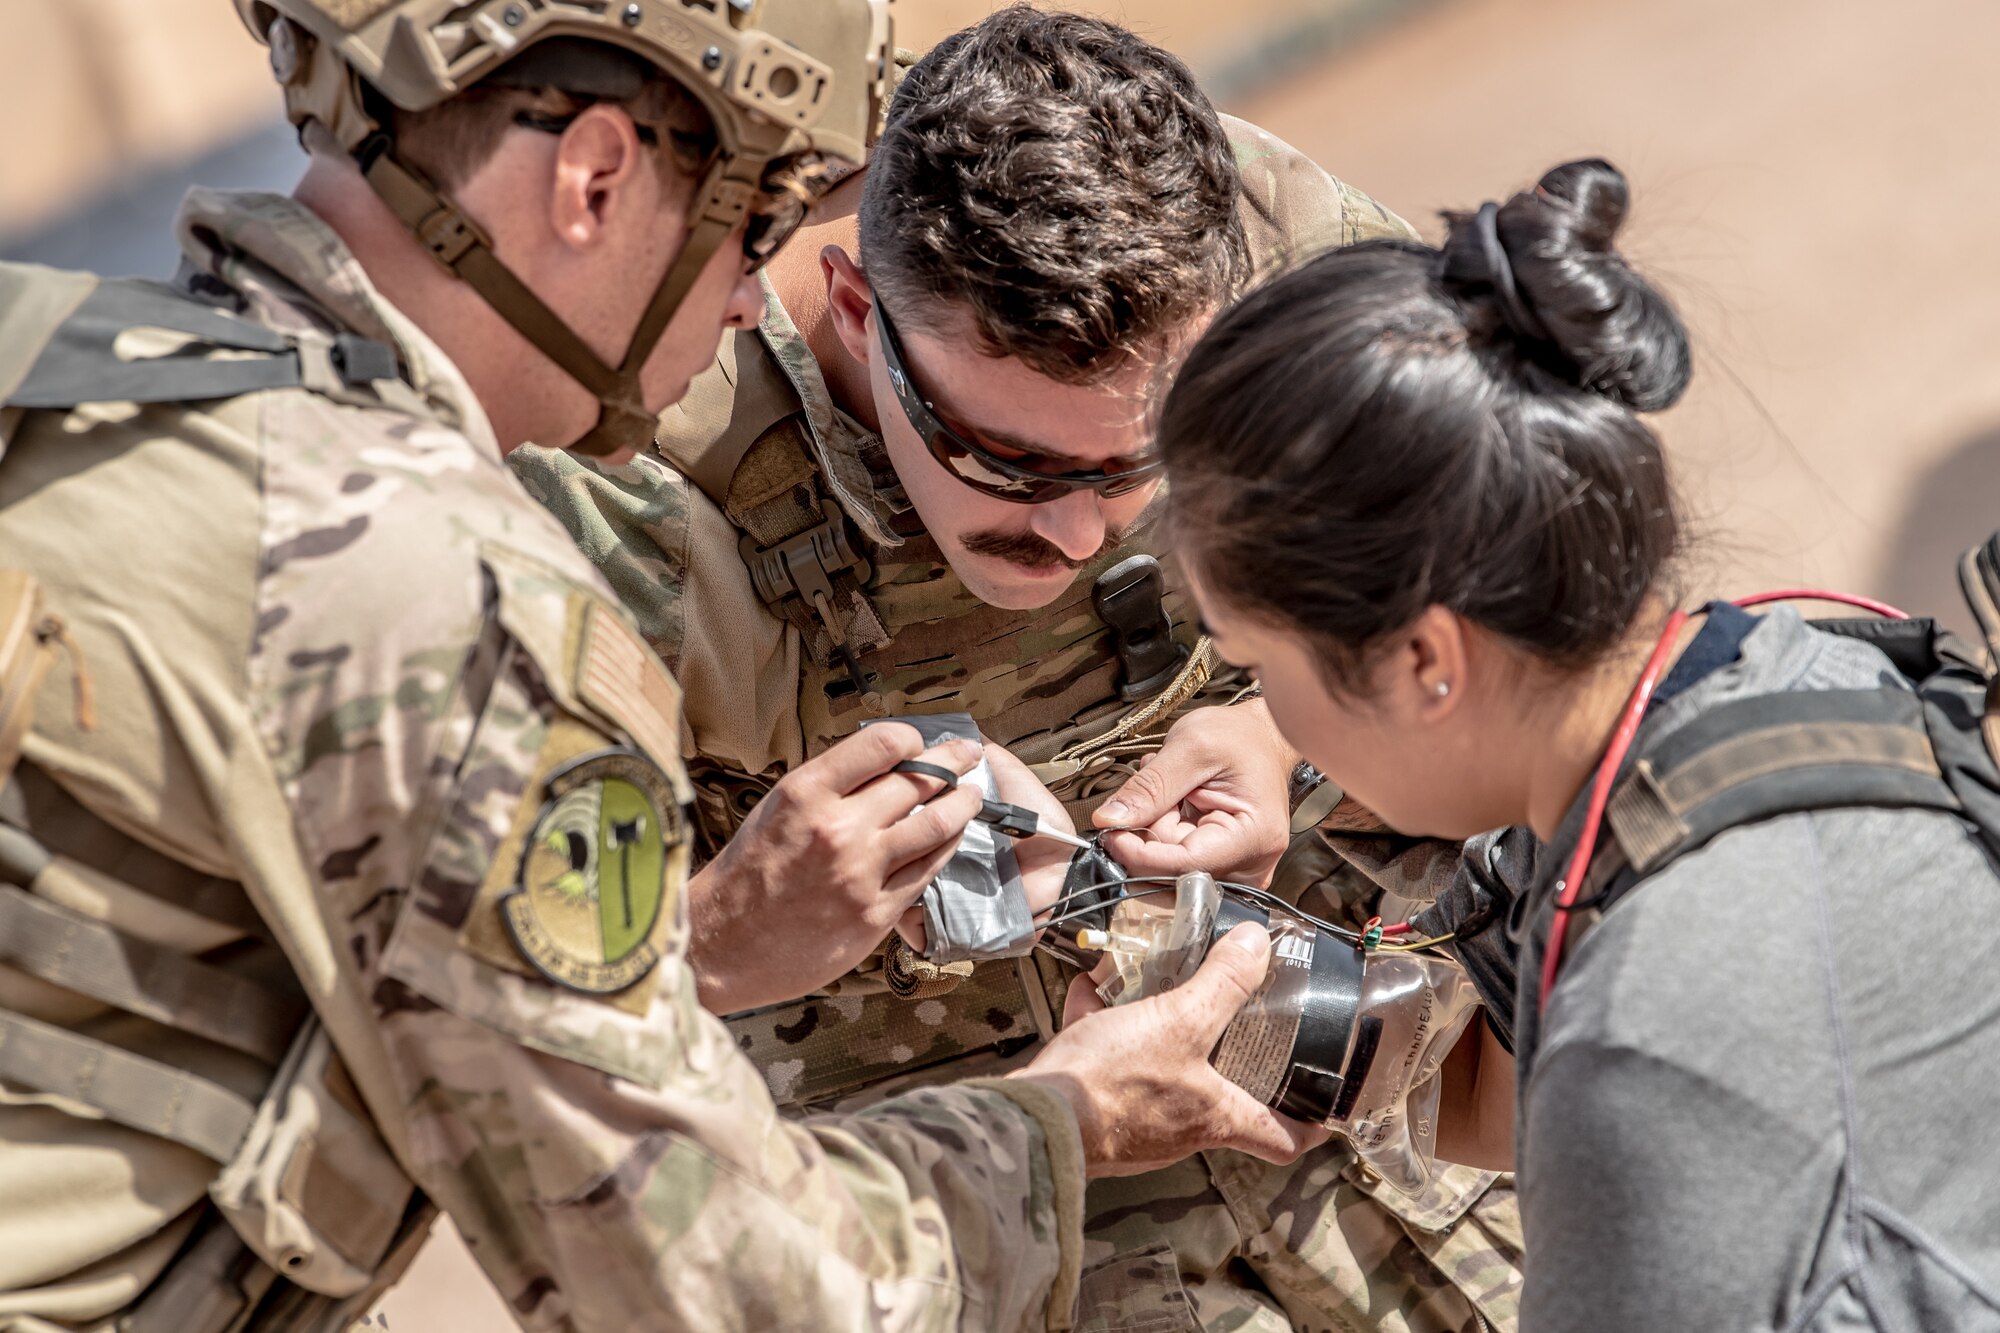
[508,443,693,673]
[261,435,1082,1330]
[370,562,1083,1332]
[1221,114,1419,284]
[509,443,807,775]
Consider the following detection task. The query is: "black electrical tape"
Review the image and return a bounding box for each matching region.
[1330,1016,1383,1122]
[891,759,961,786]
[1207,898,1366,1123]
[1276,933,1366,1122]
[1038,837,1127,969]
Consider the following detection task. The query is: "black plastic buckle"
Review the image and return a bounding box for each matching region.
[1093,555,1189,701]
[329,334,399,387]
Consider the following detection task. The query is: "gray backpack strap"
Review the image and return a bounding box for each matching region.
[0,1007,258,1163]
[1552,686,1963,963]
[1603,688,1961,881]
[0,261,403,411]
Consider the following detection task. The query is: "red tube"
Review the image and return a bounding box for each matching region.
[1732,589,1909,619]
[1539,610,1690,1016]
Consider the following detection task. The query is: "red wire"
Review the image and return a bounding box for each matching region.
[1535,589,1901,1014]
[1538,609,1690,1016]
[1379,921,1413,937]
[1732,589,1909,619]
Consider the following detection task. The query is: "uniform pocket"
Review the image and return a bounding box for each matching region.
[1073,1243,1201,1333]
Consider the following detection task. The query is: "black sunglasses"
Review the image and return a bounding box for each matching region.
[872,293,1167,505]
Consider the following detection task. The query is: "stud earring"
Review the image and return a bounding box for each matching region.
[1435,681,1451,697]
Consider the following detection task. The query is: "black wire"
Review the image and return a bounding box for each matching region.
[1033,880,1174,932]
[1031,874,1366,942]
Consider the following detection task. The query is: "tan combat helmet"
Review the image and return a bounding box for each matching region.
[236,0,891,454]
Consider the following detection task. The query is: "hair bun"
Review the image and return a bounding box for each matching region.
[1442,158,1691,413]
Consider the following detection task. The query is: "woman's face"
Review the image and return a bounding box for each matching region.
[1189,574,1516,840]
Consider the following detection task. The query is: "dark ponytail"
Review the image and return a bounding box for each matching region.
[1162,158,1690,688]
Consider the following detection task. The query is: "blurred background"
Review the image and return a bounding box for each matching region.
[7,0,1999,627]
[5,0,1997,1323]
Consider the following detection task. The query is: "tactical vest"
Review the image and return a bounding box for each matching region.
[657,340,1300,1113]
[0,262,434,1332]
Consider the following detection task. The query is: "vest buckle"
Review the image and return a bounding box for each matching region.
[740,495,876,695]
[1093,555,1190,701]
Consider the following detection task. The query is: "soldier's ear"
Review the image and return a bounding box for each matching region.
[550,102,650,250]
[822,247,874,366]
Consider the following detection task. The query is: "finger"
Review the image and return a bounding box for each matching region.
[883,835,959,905]
[894,903,927,953]
[1096,720,1232,824]
[1108,814,1266,878]
[1096,756,1184,832]
[809,723,968,796]
[878,780,983,869]
[983,744,1072,828]
[850,738,982,825]
[1205,1082,1333,1164]
[1102,822,1212,876]
[1061,971,1106,1026]
[1173,922,1272,1043]
[1102,799,1191,842]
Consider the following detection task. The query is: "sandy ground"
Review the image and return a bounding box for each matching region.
[1235,0,2000,634]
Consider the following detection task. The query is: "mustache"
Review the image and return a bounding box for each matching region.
[959,520,1136,571]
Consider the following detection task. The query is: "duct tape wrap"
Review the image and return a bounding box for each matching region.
[860,713,1032,964]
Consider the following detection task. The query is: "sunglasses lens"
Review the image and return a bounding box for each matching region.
[745,194,807,270]
[936,442,1046,500]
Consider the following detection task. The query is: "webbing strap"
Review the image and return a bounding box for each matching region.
[0,1008,255,1163]
[729,417,890,672]
[5,273,397,410]
[7,764,268,936]
[0,884,306,1064]
[362,143,751,457]
[1604,689,1960,878]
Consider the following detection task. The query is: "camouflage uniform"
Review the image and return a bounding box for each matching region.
[0,191,1083,1332]
[513,119,1526,1331]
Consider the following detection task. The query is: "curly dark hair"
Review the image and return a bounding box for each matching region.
[858,6,1250,384]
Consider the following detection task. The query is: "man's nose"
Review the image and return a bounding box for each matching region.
[723,264,764,329]
[1028,488,1108,562]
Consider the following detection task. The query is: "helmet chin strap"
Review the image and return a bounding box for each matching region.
[358,136,755,457]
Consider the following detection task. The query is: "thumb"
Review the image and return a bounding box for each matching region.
[1174,922,1272,1043]
[1095,747,1201,829]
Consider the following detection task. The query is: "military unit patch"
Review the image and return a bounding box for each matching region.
[503,747,682,994]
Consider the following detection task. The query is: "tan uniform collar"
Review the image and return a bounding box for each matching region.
[172,189,498,456]
[753,272,909,548]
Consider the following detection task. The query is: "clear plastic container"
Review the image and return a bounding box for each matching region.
[1090,872,1478,1195]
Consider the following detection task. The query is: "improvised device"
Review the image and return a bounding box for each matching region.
[235,0,892,455]
[1064,867,1477,1196]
